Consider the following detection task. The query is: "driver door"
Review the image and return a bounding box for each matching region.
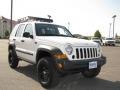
[21,24,35,62]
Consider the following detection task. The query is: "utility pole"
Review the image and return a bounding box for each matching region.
[10,0,13,33]
[109,23,112,38]
[112,15,117,38]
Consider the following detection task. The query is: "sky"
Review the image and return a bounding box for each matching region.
[0,0,120,37]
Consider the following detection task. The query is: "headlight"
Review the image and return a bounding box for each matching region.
[97,44,101,53]
[65,44,73,55]
[97,43,100,48]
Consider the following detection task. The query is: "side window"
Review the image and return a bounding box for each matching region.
[58,27,68,35]
[15,24,25,37]
[10,25,19,36]
[23,24,33,37]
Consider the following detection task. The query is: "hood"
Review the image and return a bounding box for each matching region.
[36,36,98,47]
[91,39,101,42]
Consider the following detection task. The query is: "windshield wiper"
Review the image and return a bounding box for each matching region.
[56,34,72,37]
[38,34,72,37]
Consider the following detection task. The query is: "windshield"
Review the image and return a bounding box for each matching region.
[35,23,73,37]
[106,38,114,40]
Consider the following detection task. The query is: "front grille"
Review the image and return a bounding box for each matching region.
[107,41,114,44]
[75,48,99,59]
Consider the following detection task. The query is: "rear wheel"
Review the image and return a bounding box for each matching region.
[82,67,101,78]
[37,57,59,88]
[8,49,19,69]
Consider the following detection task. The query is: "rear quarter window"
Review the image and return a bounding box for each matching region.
[10,25,19,37]
[15,24,25,37]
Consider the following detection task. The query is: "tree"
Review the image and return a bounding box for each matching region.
[5,30,10,37]
[94,30,101,38]
[82,36,89,40]
[73,34,83,38]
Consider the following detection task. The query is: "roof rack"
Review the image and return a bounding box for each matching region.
[17,16,53,23]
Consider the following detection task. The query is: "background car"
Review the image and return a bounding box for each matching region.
[102,38,115,46]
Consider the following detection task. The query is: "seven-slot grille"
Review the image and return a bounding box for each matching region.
[75,48,99,59]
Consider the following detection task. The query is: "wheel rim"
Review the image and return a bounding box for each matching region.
[39,65,50,84]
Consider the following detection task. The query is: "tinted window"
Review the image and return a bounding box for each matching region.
[106,38,113,40]
[23,24,33,37]
[15,24,25,37]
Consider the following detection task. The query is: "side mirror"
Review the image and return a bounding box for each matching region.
[23,32,30,38]
[30,35,33,39]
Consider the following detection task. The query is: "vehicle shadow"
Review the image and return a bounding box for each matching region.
[15,64,120,90]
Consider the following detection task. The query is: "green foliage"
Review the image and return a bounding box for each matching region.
[5,30,10,37]
[82,36,89,40]
[73,34,82,38]
[94,30,101,38]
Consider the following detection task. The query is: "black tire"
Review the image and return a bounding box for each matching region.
[82,67,101,78]
[113,44,115,46]
[8,49,19,69]
[59,72,67,77]
[37,57,59,88]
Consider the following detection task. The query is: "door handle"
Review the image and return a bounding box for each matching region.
[13,39,16,41]
[21,40,24,42]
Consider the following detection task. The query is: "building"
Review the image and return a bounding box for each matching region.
[0,16,17,38]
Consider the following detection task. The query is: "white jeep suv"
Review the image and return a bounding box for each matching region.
[8,17,106,88]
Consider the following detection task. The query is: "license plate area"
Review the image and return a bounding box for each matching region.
[89,61,97,69]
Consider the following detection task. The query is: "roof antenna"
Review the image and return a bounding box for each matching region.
[47,15,51,22]
[47,15,51,23]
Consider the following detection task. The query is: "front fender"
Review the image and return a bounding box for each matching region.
[37,45,63,55]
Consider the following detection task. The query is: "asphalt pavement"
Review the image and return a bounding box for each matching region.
[0,39,120,90]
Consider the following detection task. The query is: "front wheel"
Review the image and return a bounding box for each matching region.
[8,49,19,69]
[81,67,101,78]
[113,44,115,46]
[37,57,59,88]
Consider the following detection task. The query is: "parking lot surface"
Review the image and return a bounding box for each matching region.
[0,39,120,90]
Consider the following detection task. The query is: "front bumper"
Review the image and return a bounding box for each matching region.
[105,42,115,45]
[55,56,106,73]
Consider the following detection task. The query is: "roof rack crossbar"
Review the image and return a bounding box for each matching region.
[18,16,53,23]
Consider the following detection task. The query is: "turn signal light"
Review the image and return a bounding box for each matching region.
[54,54,67,59]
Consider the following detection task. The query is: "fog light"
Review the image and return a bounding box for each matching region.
[57,63,63,69]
